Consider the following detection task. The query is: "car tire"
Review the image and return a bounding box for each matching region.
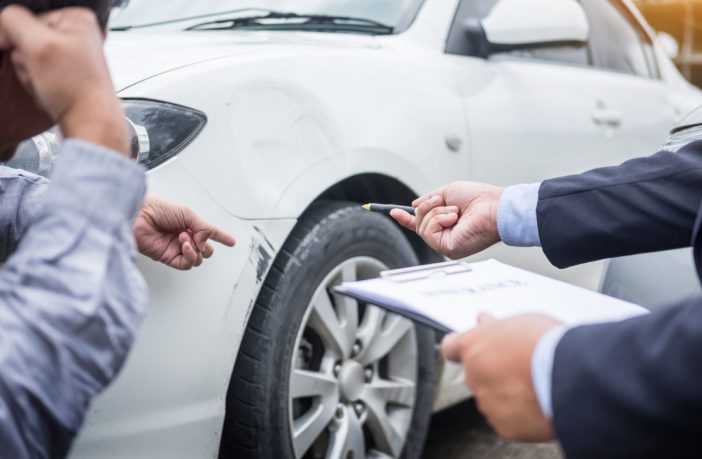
[220,201,437,459]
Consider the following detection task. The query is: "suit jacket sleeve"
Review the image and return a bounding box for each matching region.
[537,139,702,268]
[552,298,702,459]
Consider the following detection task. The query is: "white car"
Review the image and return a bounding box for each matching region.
[10,0,701,457]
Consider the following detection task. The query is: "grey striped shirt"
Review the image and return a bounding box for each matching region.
[0,139,148,458]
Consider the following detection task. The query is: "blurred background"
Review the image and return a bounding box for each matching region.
[636,0,702,87]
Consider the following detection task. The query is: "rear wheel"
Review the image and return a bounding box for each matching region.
[220,202,436,459]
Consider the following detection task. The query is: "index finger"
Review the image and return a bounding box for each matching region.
[0,5,50,50]
[412,194,433,208]
[193,227,236,251]
[412,183,452,207]
[208,228,236,247]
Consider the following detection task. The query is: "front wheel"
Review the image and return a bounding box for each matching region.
[220,202,437,459]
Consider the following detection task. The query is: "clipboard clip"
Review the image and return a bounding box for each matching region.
[380,261,472,283]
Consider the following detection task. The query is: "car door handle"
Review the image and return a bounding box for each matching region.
[591,108,622,128]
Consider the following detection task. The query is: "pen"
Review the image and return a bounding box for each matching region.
[362,203,416,216]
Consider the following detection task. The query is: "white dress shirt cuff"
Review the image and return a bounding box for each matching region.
[497,182,542,247]
[531,325,570,419]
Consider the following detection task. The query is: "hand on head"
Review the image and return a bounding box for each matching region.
[390,181,505,259]
[441,313,561,442]
[0,5,128,155]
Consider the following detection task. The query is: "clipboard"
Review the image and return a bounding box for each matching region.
[337,261,473,335]
[334,259,648,335]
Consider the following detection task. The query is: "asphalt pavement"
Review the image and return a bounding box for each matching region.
[422,400,564,459]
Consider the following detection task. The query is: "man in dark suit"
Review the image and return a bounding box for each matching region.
[391,110,702,458]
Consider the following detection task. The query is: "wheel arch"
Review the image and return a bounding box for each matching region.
[312,173,444,266]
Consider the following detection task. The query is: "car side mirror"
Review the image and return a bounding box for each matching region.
[464,0,589,58]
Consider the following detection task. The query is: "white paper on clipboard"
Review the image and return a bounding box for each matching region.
[334,259,648,334]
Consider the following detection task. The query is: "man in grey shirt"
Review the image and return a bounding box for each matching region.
[0,2,234,457]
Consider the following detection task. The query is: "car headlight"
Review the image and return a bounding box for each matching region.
[4,99,207,177]
[123,99,207,169]
[6,128,62,178]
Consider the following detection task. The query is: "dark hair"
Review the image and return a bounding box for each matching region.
[0,0,127,27]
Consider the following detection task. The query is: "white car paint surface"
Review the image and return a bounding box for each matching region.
[66,0,702,457]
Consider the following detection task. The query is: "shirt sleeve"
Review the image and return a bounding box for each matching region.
[0,139,148,459]
[0,167,48,262]
[531,325,569,419]
[497,182,542,247]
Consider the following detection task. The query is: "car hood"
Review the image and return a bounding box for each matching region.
[106,31,379,91]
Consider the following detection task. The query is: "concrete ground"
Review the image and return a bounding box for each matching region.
[422,400,564,459]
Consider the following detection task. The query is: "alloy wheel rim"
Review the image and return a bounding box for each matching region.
[288,256,418,459]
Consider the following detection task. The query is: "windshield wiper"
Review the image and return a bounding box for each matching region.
[109,8,272,31]
[185,12,394,35]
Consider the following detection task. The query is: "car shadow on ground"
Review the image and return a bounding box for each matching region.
[422,400,564,459]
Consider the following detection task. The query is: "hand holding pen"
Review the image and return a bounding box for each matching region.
[385,181,505,260]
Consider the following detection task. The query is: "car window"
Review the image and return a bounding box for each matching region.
[445,0,589,67]
[580,0,658,78]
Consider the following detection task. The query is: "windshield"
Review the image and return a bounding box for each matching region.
[109,0,421,31]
